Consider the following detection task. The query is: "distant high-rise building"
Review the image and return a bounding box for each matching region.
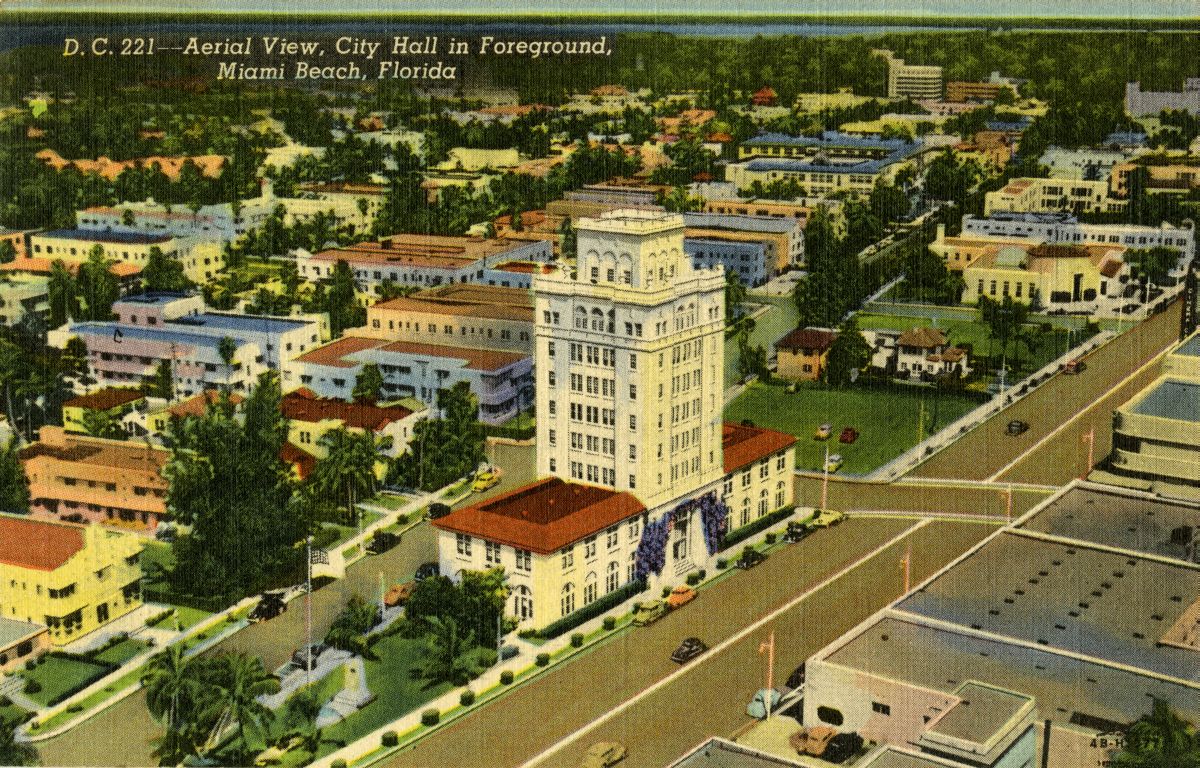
[874,48,943,100]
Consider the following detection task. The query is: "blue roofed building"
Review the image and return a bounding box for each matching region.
[729,131,927,196]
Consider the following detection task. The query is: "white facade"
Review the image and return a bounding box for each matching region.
[534,210,727,510]
[962,214,1196,261]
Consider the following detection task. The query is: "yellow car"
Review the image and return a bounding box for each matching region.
[472,470,500,492]
[824,453,843,473]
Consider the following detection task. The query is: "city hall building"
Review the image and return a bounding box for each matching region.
[433,210,795,630]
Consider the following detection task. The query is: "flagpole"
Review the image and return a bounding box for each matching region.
[306,534,313,686]
[758,630,775,719]
[820,444,829,511]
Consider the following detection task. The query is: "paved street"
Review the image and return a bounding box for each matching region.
[380,518,992,768]
[34,523,439,768]
[909,300,1182,482]
[793,475,1052,519]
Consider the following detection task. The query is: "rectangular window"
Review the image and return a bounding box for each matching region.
[456,533,472,556]
[584,537,597,559]
[485,541,501,564]
[561,548,574,569]
[872,702,891,716]
[515,549,532,571]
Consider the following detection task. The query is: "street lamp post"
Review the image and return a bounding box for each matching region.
[758,631,776,720]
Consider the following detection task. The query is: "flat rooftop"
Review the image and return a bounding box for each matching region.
[0,616,44,647]
[895,530,1200,683]
[670,738,805,768]
[39,228,172,244]
[860,750,963,768]
[296,336,527,372]
[1019,484,1200,562]
[925,682,1031,746]
[1173,333,1200,357]
[824,615,1200,726]
[170,312,309,334]
[1128,378,1200,422]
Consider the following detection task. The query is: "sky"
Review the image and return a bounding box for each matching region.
[1,0,1197,17]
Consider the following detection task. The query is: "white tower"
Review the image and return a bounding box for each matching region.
[534,210,726,510]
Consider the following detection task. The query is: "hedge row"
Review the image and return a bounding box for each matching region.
[536,579,647,639]
[720,506,795,550]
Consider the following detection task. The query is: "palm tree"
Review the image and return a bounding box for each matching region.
[1114,699,1200,768]
[200,653,280,765]
[0,716,38,766]
[142,646,205,763]
[418,616,481,686]
[312,428,391,522]
[284,685,325,753]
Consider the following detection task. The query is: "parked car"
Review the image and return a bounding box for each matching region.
[824,733,865,764]
[838,427,859,444]
[813,423,833,440]
[580,741,626,768]
[383,581,416,608]
[785,662,806,689]
[291,643,327,670]
[783,521,811,544]
[670,637,709,663]
[824,453,844,473]
[746,688,782,719]
[666,585,697,609]
[790,726,838,757]
[810,509,846,528]
[427,502,452,520]
[1006,419,1029,436]
[472,469,500,492]
[366,530,400,555]
[631,600,668,626]
[1062,358,1087,374]
[735,548,767,569]
[249,592,287,623]
[254,734,306,766]
[414,562,440,581]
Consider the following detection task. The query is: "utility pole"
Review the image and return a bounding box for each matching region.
[305,535,313,686]
[901,543,911,594]
[820,443,830,511]
[758,630,775,719]
[1081,426,1095,480]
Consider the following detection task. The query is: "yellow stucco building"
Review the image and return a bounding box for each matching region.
[0,514,143,646]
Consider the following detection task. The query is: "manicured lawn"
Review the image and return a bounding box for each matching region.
[139,541,175,586]
[93,638,152,665]
[315,633,454,758]
[147,605,212,631]
[364,493,409,511]
[0,700,29,726]
[724,382,982,475]
[441,477,473,499]
[21,655,112,707]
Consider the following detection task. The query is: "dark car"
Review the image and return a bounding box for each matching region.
[783,521,811,544]
[838,427,859,444]
[427,503,452,520]
[1006,419,1029,436]
[823,733,864,764]
[414,562,440,581]
[366,530,400,555]
[670,637,709,664]
[291,643,327,670]
[736,549,767,569]
[786,662,806,689]
[249,592,287,623]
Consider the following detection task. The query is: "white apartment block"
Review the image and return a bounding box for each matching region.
[962,213,1196,260]
[983,178,1125,217]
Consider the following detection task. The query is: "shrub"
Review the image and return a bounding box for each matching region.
[661,586,672,598]
[24,679,42,695]
[570,633,584,648]
[332,761,347,768]
[721,506,795,550]
[396,513,408,525]
[24,660,36,671]
[716,558,728,569]
[602,616,616,631]
[67,704,84,713]
[0,695,11,707]
[499,670,514,685]
[686,571,701,586]
[536,579,647,639]
[421,709,440,726]
[382,731,399,747]
[765,533,777,545]
[460,689,476,706]
[517,629,538,640]
[698,569,706,580]
[536,653,550,667]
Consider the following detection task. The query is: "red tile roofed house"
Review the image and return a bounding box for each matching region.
[34,148,226,181]
[19,426,170,535]
[282,387,426,463]
[752,86,778,106]
[293,335,533,425]
[62,387,146,435]
[354,283,535,354]
[894,326,971,381]
[0,513,143,647]
[775,327,837,381]
[432,478,647,630]
[720,422,797,531]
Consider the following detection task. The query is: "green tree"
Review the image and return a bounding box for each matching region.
[80,408,127,440]
[389,382,485,491]
[794,206,861,329]
[309,427,388,521]
[142,646,205,765]
[725,271,748,324]
[1113,699,1200,768]
[203,653,280,765]
[823,319,872,387]
[142,246,192,293]
[0,436,30,513]
[313,260,366,337]
[352,363,384,403]
[417,615,483,686]
[0,241,16,264]
[47,260,78,327]
[76,245,120,321]
[145,359,173,400]
[324,593,380,654]
[217,336,238,391]
[978,294,1031,370]
[1126,246,1180,287]
[0,715,37,766]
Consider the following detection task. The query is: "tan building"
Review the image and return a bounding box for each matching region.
[874,49,943,100]
[984,177,1125,216]
[1110,160,1200,197]
[961,242,1126,308]
[0,617,48,673]
[775,327,836,381]
[355,283,534,354]
[945,80,1017,103]
[20,426,170,536]
[700,198,816,226]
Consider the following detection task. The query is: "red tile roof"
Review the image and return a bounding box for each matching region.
[281,442,317,480]
[433,478,645,554]
[168,390,245,418]
[64,387,144,411]
[296,336,527,372]
[294,336,387,369]
[0,516,85,572]
[281,389,414,431]
[776,327,837,353]
[897,327,948,349]
[0,257,140,278]
[722,422,796,474]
